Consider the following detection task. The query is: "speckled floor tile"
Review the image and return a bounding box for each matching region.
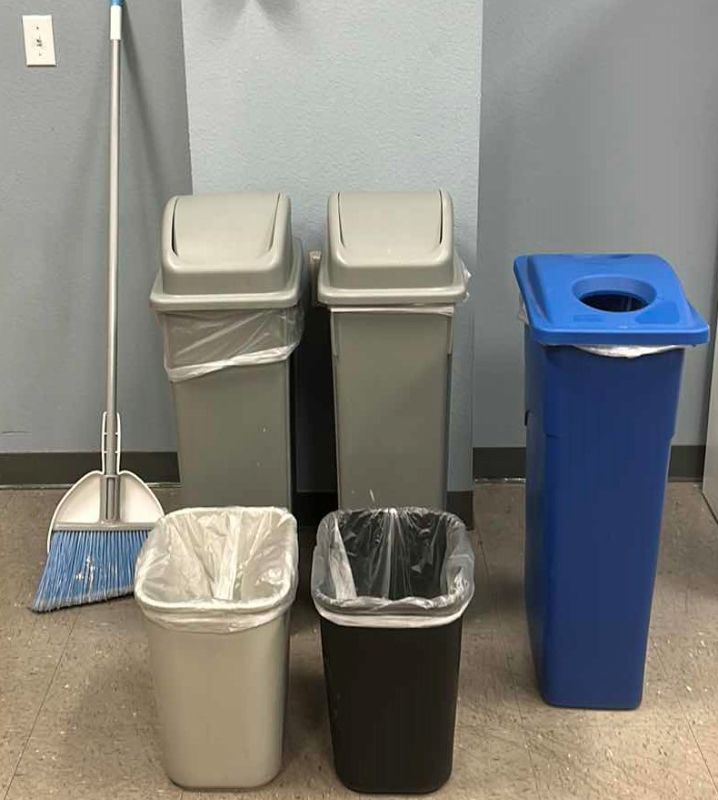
[475,482,718,800]
[473,483,526,635]
[34,601,152,727]
[653,631,718,788]
[0,489,64,606]
[651,485,718,636]
[0,484,716,798]
[2,565,178,800]
[526,713,717,800]
[0,490,77,797]
[4,721,180,800]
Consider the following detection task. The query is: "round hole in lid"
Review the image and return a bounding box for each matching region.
[579,291,647,312]
[573,277,656,313]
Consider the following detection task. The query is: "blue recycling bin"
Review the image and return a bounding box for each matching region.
[515,254,708,709]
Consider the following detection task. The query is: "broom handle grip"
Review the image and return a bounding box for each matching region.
[102,0,122,519]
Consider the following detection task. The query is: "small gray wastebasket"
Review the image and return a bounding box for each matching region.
[135,507,299,789]
[317,190,468,509]
[151,193,303,508]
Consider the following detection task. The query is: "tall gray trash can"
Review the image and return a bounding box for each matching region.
[317,191,469,509]
[151,193,303,508]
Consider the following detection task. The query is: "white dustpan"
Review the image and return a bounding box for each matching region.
[46,414,163,546]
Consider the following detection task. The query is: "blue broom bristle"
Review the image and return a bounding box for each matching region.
[32,528,149,613]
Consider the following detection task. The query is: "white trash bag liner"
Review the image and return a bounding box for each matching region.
[135,507,298,633]
[311,509,475,629]
[159,306,303,383]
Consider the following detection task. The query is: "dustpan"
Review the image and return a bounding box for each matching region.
[33,0,163,611]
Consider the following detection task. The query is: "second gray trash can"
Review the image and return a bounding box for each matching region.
[317,191,469,509]
[151,193,303,508]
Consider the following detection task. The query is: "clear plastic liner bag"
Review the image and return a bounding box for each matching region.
[575,343,682,358]
[135,507,298,633]
[311,509,475,629]
[159,306,303,383]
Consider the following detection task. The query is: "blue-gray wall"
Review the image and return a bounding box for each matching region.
[477,0,718,448]
[0,0,191,456]
[4,0,718,484]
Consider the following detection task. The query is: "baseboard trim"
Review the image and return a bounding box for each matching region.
[2,447,706,488]
[0,451,180,486]
[5,443,701,519]
[447,490,474,528]
[0,453,475,528]
[473,445,706,481]
[473,448,526,480]
[667,446,707,480]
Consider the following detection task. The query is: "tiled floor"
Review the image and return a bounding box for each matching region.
[0,483,717,799]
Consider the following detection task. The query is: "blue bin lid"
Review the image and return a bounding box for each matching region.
[514,253,709,346]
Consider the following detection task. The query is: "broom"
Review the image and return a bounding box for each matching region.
[33,0,163,612]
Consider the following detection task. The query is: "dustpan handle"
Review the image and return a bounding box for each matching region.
[101,0,123,520]
[101,413,122,474]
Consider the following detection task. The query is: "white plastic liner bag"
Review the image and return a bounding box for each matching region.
[311,509,475,629]
[159,306,303,383]
[517,302,680,358]
[135,507,298,634]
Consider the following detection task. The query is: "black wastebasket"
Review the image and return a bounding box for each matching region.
[311,508,475,794]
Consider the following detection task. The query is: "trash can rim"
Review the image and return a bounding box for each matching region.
[135,506,299,633]
[514,253,709,347]
[310,507,475,630]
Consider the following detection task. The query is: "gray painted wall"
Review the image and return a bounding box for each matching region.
[0,1,191,455]
[477,0,718,447]
[180,0,481,493]
[6,0,715,482]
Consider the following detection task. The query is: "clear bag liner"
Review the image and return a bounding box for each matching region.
[518,303,682,358]
[158,306,303,383]
[311,509,475,630]
[135,507,298,634]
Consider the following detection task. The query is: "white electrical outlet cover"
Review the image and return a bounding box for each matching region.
[23,15,56,67]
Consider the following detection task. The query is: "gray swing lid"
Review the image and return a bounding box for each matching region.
[152,192,301,311]
[318,190,468,306]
